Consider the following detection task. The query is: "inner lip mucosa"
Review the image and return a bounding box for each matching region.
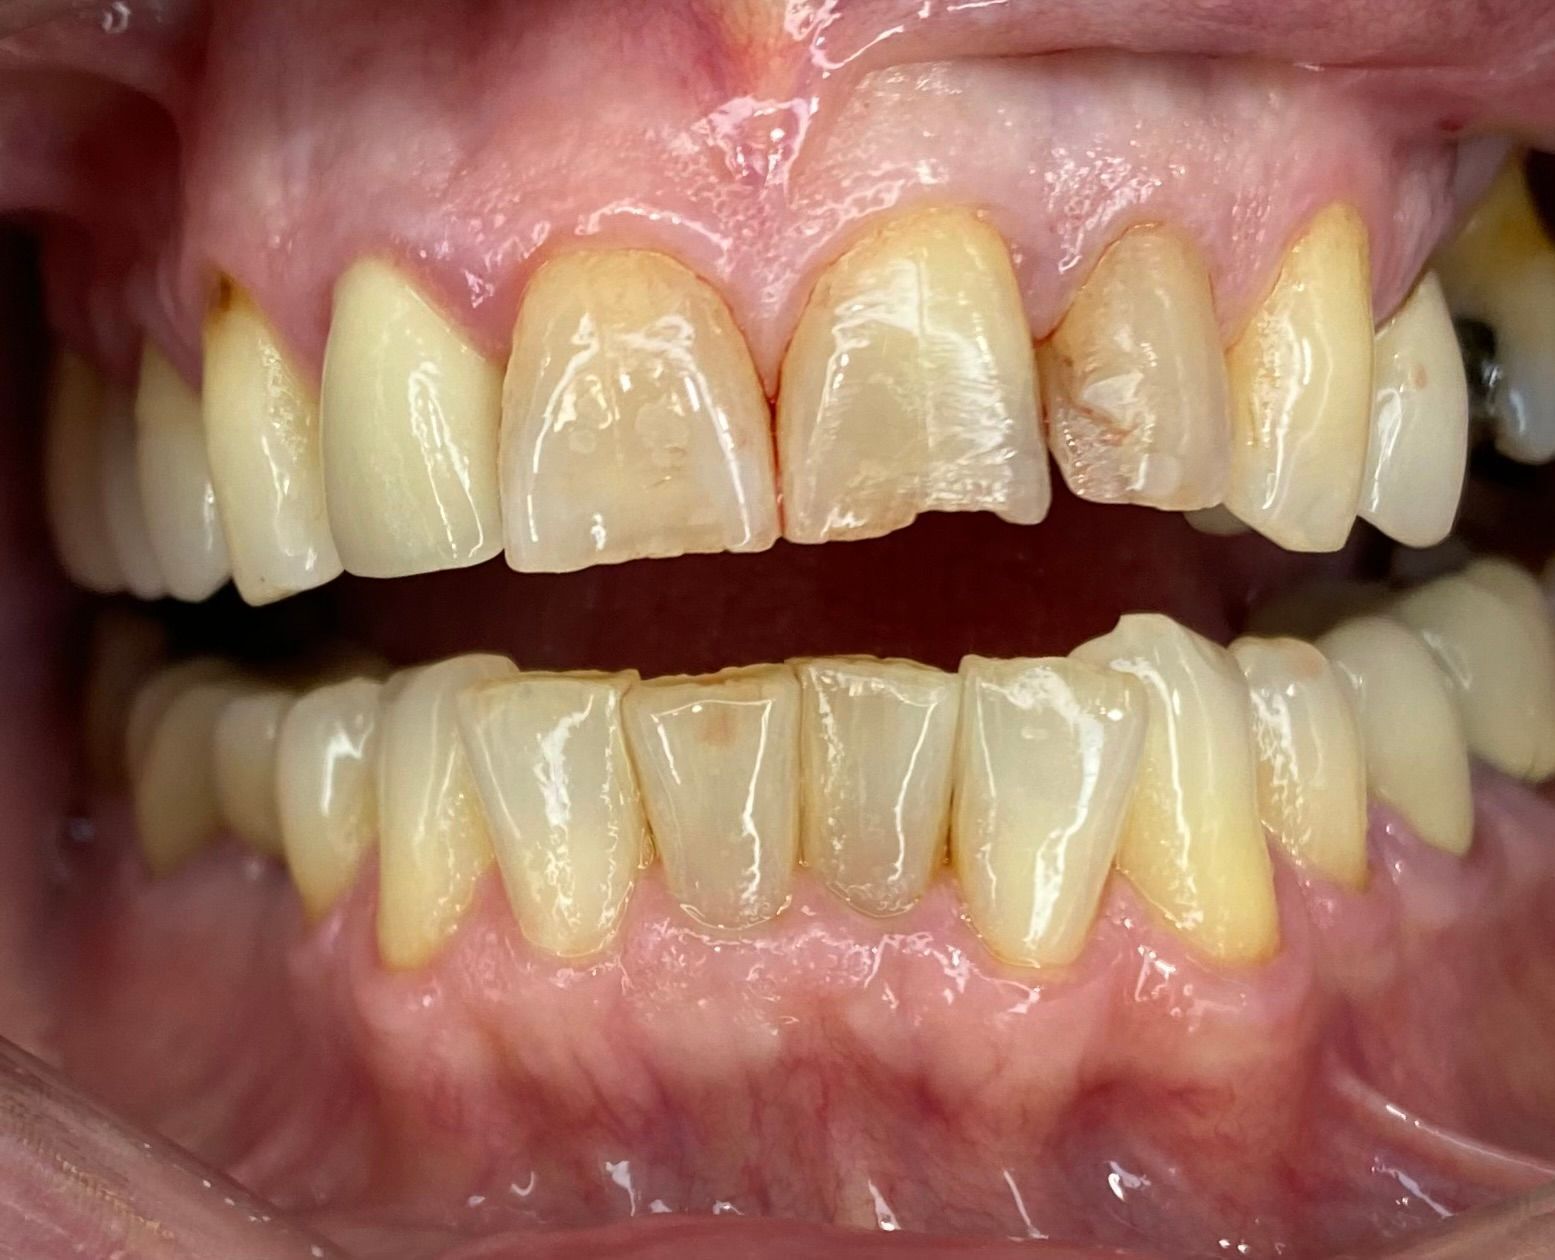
[6,2,1555,1258]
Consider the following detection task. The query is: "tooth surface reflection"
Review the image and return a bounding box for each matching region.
[954,655,1146,968]
[43,351,123,594]
[213,688,293,858]
[795,657,959,917]
[623,664,800,929]
[457,671,649,957]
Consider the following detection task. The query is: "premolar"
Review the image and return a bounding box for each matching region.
[1224,204,1374,552]
[98,386,166,600]
[43,352,123,594]
[777,207,1050,544]
[795,657,959,918]
[1039,226,1230,510]
[213,688,293,858]
[501,250,778,572]
[321,259,503,579]
[953,655,1146,968]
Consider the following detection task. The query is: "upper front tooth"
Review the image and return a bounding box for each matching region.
[622,664,800,929]
[213,688,293,858]
[501,250,778,573]
[777,207,1050,544]
[1224,204,1374,552]
[98,386,167,600]
[1072,614,1277,964]
[133,344,231,602]
[1318,614,1472,855]
[1229,636,1369,889]
[457,671,649,957]
[1360,273,1468,548]
[1392,559,1555,781]
[1435,158,1555,464]
[203,283,342,605]
[377,655,517,969]
[43,351,125,593]
[954,655,1147,968]
[1040,226,1230,511]
[321,259,503,578]
[795,657,959,918]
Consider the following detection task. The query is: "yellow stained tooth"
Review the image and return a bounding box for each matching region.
[276,677,383,921]
[623,664,800,929]
[795,657,959,917]
[1319,615,1472,856]
[134,343,231,602]
[213,688,293,858]
[1040,226,1230,511]
[125,657,237,781]
[98,386,167,600]
[777,207,1050,544]
[322,259,503,578]
[1225,204,1374,552]
[1361,273,1468,548]
[501,250,778,573]
[376,654,516,969]
[1184,505,1250,536]
[953,656,1146,968]
[43,351,124,593]
[1392,559,1555,782]
[1072,614,1277,964]
[1230,636,1369,889]
[457,671,649,957]
[202,282,342,605]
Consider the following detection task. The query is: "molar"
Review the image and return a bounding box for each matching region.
[321,259,503,578]
[776,207,1050,544]
[794,657,959,918]
[1072,615,1278,964]
[98,385,166,600]
[1229,636,1369,889]
[501,250,778,572]
[213,688,293,858]
[1224,204,1374,552]
[133,344,231,602]
[202,283,342,605]
[377,655,517,969]
[953,655,1146,968]
[1391,559,1555,782]
[276,677,383,921]
[1360,273,1468,548]
[1318,615,1473,856]
[622,664,800,929]
[457,671,649,958]
[43,351,124,594]
[1039,226,1230,511]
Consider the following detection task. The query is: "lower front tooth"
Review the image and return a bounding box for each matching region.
[43,351,124,593]
[623,665,800,929]
[377,655,517,969]
[457,671,649,957]
[795,657,959,917]
[1392,559,1555,782]
[276,677,383,921]
[133,344,231,602]
[98,387,166,600]
[1318,615,1473,855]
[213,688,293,858]
[953,656,1147,968]
[1072,614,1278,964]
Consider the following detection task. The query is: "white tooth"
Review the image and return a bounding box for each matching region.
[1360,273,1468,548]
[457,671,649,957]
[1392,559,1555,781]
[276,677,383,921]
[133,343,231,601]
[794,657,959,917]
[1318,615,1473,855]
[202,282,343,605]
[1072,615,1278,964]
[83,608,166,789]
[377,654,517,969]
[213,688,293,858]
[321,259,503,578]
[777,207,1050,544]
[43,351,124,593]
[98,386,166,599]
[1435,159,1555,464]
[953,655,1147,968]
[501,249,778,572]
[1229,636,1369,889]
[622,664,800,928]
